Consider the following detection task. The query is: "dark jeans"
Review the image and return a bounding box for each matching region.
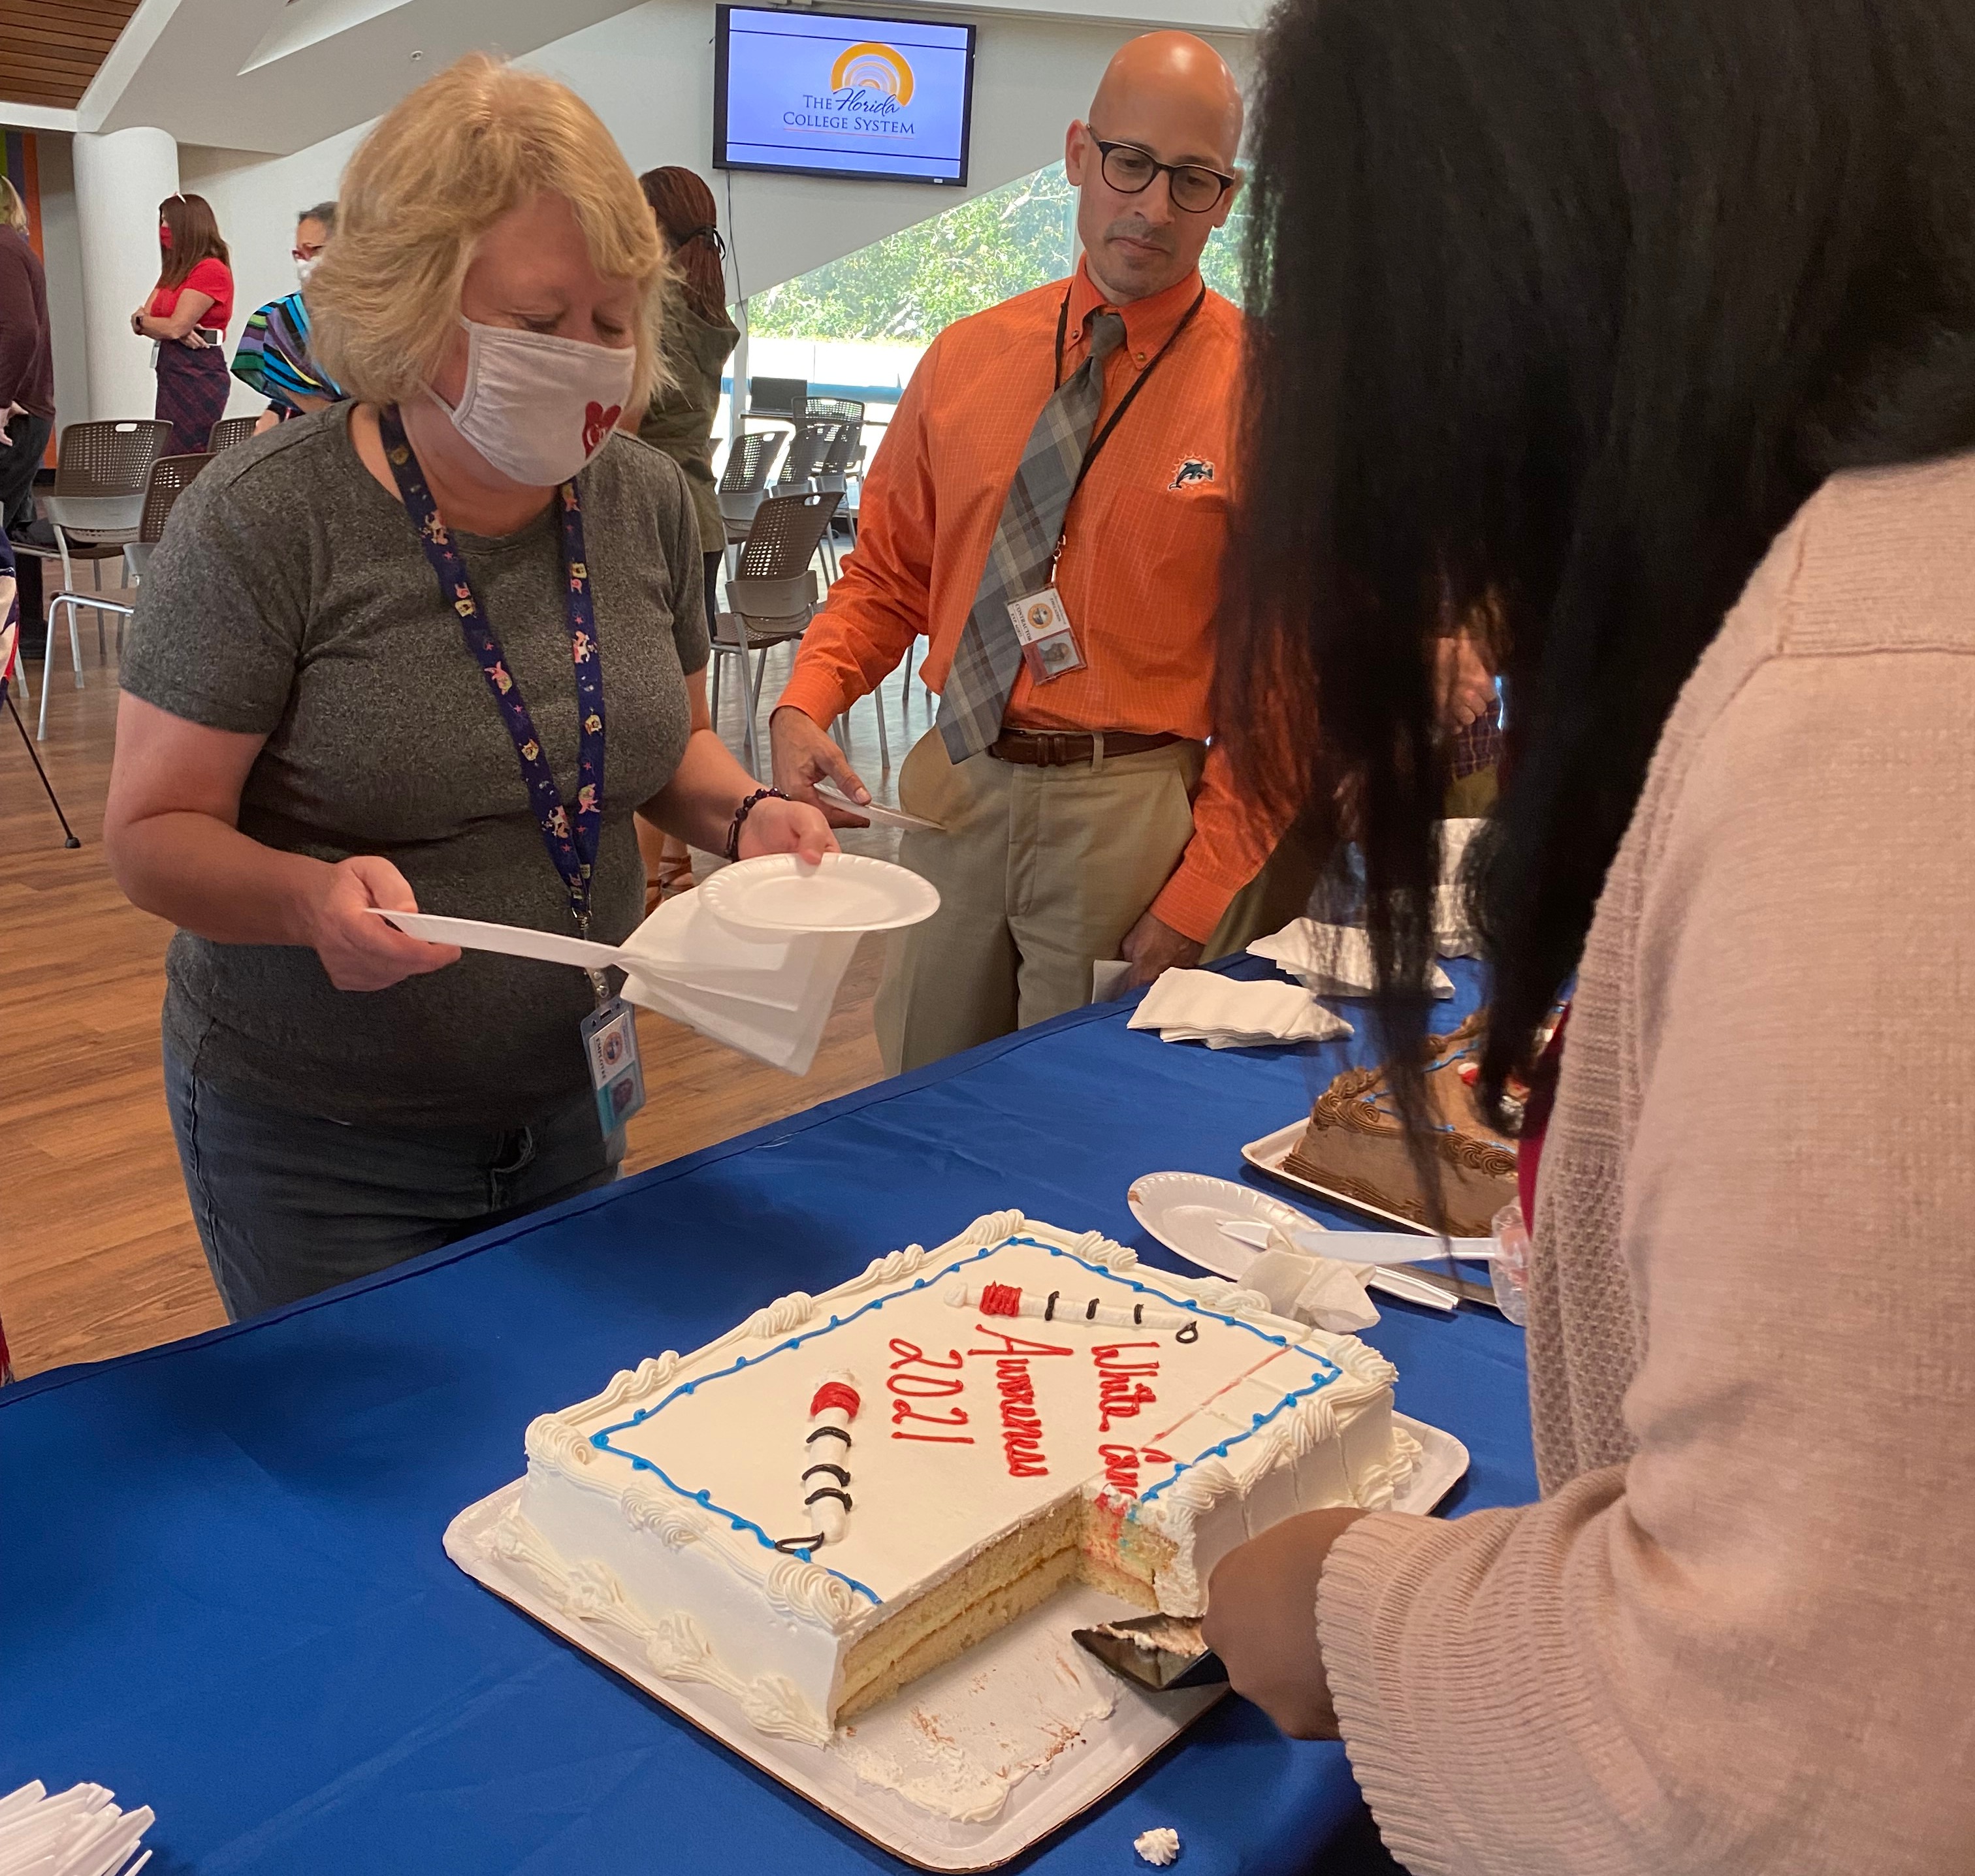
[164,1048,620,1322]
[1,409,52,539]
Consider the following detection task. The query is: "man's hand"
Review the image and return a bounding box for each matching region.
[1200,1507,1369,1739]
[302,855,460,992]
[770,705,875,829]
[1119,908,1202,989]
[1434,633,1496,731]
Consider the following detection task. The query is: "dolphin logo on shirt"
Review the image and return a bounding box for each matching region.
[1170,458,1215,490]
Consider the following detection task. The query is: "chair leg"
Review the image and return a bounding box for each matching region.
[10,639,30,712]
[66,596,84,690]
[37,598,59,740]
[733,617,760,778]
[7,692,82,846]
[875,673,890,769]
[710,644,724,725]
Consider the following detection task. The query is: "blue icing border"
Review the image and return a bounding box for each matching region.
[586,1234,1346,1604]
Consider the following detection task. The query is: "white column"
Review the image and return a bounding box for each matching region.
[72,126,180,423]
[730,296,750,439]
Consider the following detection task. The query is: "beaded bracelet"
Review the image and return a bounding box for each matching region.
[724,786,788,861]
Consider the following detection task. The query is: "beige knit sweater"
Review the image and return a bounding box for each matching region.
[1315,452,1975,1873]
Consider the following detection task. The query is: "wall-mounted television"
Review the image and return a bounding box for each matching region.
[714,5,977,187]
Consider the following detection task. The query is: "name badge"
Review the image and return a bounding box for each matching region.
[1006,586,1086,684]
[580,996,647,1140]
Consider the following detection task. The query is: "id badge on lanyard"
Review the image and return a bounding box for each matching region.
[1006,285,1210,686]
[1006,565,1085,684]
[378,407,645,1140]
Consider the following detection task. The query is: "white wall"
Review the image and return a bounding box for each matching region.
[529,1,1244,300]
[33,135,92,430]
[144,3,1245,419]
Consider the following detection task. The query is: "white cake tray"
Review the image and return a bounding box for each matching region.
[1245,1119,1446,1235]
[443,1415,1467,1871]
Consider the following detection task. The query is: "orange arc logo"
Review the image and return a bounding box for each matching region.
[830,40,914,104]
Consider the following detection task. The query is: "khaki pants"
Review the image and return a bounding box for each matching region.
[876,730,1206,1072]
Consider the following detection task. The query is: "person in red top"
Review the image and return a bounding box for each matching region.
[132,193,235,454]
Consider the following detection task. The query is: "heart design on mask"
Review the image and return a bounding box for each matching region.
[583,401,622,456]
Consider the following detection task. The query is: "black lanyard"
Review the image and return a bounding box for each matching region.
[1052,282,1208,513]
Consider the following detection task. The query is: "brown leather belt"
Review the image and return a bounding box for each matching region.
[987,728,1188,767]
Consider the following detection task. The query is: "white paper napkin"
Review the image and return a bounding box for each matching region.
[1247,919,1455,999]
[1127,969,1353,1047]
[1242,1234,1380,1332]
[1090,959,1134,1003]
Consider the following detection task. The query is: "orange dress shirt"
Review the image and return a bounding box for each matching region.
[779,261,1277,942]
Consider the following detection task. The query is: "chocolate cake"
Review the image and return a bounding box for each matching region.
[1284,1011,1518,1237]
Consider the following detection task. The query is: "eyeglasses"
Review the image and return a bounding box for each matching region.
[1089,138,1235,214]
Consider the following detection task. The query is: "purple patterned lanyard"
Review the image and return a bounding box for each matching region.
[379,405,606,943]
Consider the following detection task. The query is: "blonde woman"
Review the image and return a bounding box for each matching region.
[104,56,835,1320]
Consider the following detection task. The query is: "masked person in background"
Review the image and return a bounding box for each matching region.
[133,193,235,456]
[233,201,345,434]
[103,56,835,1322]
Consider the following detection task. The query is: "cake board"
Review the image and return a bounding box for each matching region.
[444,1416,1467,1871]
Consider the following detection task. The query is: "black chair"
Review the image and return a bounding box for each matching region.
[208,415,262,453]
[717,431,788,562]
[771,420,841,498]
[40,451,214,739]
[710,490,841,775]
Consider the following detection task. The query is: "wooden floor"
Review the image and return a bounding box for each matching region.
[0,564,928,1379]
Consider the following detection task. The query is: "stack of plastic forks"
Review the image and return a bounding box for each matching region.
[0,1781,155,1876]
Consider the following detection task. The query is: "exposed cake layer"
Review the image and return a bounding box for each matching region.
[511,1212,1413,1736]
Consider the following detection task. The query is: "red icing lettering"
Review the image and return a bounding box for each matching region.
[1094,1341,1161,1435]
[967,1332,1067,1478]
[888,1339,971,1435]
[967,1326,1074,1359]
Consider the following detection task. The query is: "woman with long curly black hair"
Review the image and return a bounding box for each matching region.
[1200,1,1975,1869]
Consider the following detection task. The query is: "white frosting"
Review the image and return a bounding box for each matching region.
[519,1212,1411,1741]
[1135,1825,1183,1866]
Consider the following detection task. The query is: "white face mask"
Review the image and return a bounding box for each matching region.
[295,256,319,286]
[432,316,637,487]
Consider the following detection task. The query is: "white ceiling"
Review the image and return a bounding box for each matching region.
[80,0,1261,157]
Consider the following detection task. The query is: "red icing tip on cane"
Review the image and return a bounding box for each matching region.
[810,1380,861,1420]
[980,1282,1022,1317]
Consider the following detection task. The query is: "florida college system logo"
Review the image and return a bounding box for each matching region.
[831,41,915,104]
[786,41,918,139]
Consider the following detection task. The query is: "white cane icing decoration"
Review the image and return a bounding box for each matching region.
[942,1279,1202,1341]
[775,1371,860,1551]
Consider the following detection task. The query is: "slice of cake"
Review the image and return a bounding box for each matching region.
[464,1212,1416,1744]
[1284,1010,1517,1237]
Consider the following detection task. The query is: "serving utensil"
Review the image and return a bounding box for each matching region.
[1071,1613,1227,1692]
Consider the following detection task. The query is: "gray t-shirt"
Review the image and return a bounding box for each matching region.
[121,403,709,1127]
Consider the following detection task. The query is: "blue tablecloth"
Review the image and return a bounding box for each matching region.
[2,959,1533,1875]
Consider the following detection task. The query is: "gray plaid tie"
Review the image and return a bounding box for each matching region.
[937,310,1127,761]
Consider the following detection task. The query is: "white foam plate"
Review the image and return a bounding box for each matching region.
[699,852,941,936]
[1125,1171,1321,1282]
[1127,1170,1466,1311]
[446,1419,1466,1870]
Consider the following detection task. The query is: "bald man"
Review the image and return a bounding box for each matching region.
[771,33,1281,1072]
